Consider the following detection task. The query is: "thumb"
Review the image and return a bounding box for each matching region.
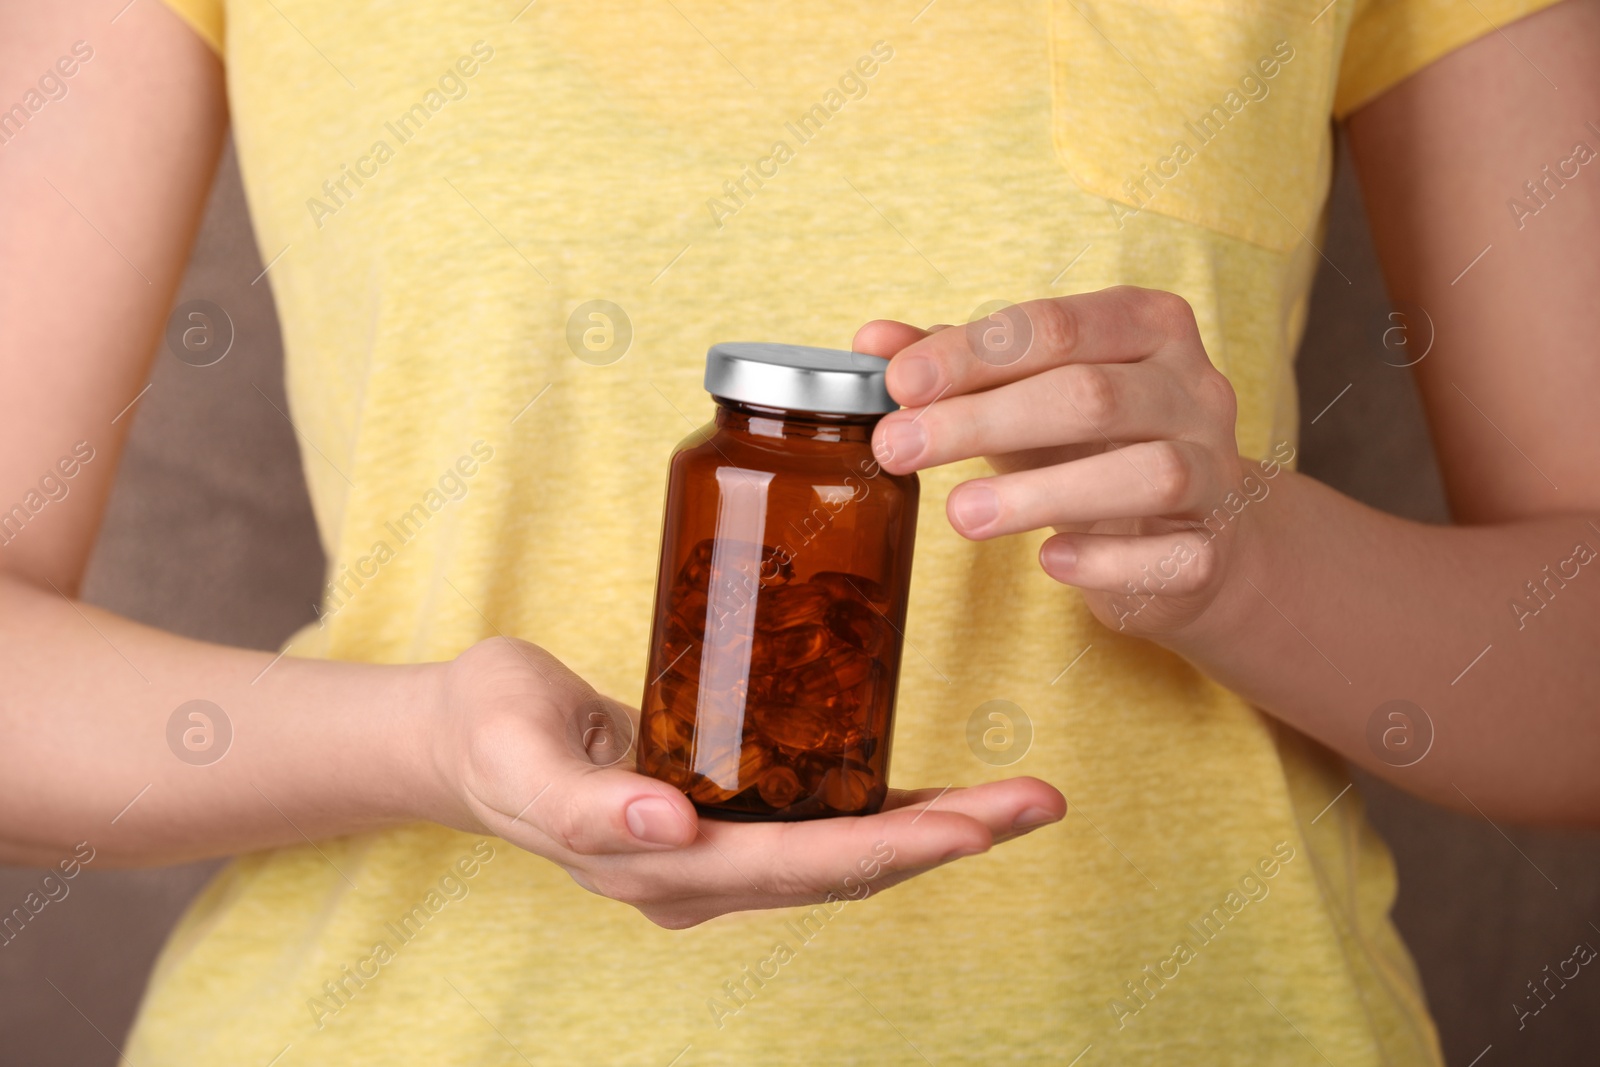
[451,641,701,856]
[521,692,699,855]
[528,763,701,855]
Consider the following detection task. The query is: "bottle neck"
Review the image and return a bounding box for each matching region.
[711,397,880,443]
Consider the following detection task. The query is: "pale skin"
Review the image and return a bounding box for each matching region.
[0,0,1593,936]
[860,0,1600,826]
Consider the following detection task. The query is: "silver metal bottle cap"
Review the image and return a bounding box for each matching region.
[704,342,897,416]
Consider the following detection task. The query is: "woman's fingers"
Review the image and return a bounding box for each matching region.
[878,288,1194,409]
[524,695,704,855]
[574,778,1066,927]
[465,701,702,857]
[1039,529,1221,596]
[683,777,1062,897]
[590,811,985,929]
[853,318,932,358]
[873,362,1190,475]
[721,776,1063,892]
[450,642,1068,929]
[519,765,702,856]
[447,639,703,857]
[851,287,1245,634]
[880,775,1065,825]
[945,440,1222,538]
[882,775,1067,846]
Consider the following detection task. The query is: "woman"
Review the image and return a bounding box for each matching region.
[2,0,1595,1063]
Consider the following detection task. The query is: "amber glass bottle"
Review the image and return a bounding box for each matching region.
[638,343,919,820]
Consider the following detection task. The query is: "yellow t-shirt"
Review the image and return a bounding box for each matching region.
[134,0,1552,1063]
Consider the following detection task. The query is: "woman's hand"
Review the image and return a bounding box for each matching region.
[857,287,1251,638]
[425,638,1065,929]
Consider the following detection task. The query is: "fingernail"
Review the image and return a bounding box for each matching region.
[1040,541,1077,575]
[893,355,939,404]
[625,797,685,845]
[1011,806,1059,831]
[949,486,999,532]
[876,420,927,466]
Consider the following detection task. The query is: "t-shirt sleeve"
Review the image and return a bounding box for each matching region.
[1334,0,1568,118]
[159,0,224,56]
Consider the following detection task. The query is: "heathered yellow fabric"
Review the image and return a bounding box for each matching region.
[131,1,1553,1063]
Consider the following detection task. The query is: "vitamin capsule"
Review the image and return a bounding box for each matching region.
[811,570,889,609]
[751,623,830,673]
[755,582,831,630]
[758,766,804,808]
[818,766,875,813]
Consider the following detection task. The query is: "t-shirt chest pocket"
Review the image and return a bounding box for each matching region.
[1047,0,1340,251]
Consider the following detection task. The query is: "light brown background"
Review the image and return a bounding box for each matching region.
[1,136,1597,1065]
